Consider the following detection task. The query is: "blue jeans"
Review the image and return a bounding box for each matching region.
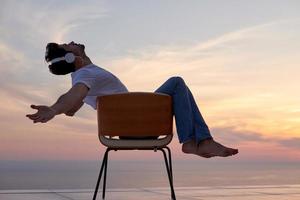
[155,76,212,144]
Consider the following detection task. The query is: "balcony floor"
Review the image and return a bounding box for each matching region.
[1,185,300,200]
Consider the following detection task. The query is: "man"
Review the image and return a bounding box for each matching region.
[26,41,238,158]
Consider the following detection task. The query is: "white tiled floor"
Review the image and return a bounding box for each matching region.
[1,185,300,200]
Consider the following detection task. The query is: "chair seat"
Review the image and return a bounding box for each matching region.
[99,135,173,149]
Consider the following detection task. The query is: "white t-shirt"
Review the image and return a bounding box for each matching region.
[71,64,129,109]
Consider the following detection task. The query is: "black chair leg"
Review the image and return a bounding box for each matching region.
[159,148,176,200]
[102,150,109,199]
[93,148,109,200]
[163,147,173,181]
[94,147,176,200]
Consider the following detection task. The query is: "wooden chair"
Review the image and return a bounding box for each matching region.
[93,92,176,200]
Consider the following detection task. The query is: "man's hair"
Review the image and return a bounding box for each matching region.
[45,43,76,75]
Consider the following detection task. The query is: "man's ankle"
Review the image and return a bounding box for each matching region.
[183,139,196,145]
[198,138,213,145]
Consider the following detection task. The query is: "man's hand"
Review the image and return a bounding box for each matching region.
[26,105,57,123]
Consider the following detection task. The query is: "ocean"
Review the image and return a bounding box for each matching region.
[1,160,300,190]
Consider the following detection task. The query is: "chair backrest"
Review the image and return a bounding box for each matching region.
[97,92,173,138]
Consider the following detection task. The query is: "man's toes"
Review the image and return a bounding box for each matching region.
[226,149,238,156]
[229,148,238,155]
[233,149,238,154]
[223,149,234,157]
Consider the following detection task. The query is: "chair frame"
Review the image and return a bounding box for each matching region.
[92,146,176,200]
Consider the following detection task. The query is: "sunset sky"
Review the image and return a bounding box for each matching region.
[1,0,300,162]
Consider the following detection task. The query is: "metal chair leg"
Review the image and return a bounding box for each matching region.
[102,149,109,199]
[163,147,173,181]
[159,148,176,200]
[94,147,176,200]
[93,148,109,200]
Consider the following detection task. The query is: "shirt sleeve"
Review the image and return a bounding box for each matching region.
[72,70,95,89]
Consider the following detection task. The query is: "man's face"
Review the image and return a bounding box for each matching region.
[59,41,85,57]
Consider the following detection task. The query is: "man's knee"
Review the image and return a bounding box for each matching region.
[169,76,185,85]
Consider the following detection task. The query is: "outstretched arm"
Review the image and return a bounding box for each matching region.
[64,101,84,116]
[26,83,89,123]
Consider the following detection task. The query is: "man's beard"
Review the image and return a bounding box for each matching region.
[78,43,85,50]
[74,42,85,50]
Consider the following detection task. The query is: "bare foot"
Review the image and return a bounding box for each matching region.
[182,139,238,158]
[182,140,211,158]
